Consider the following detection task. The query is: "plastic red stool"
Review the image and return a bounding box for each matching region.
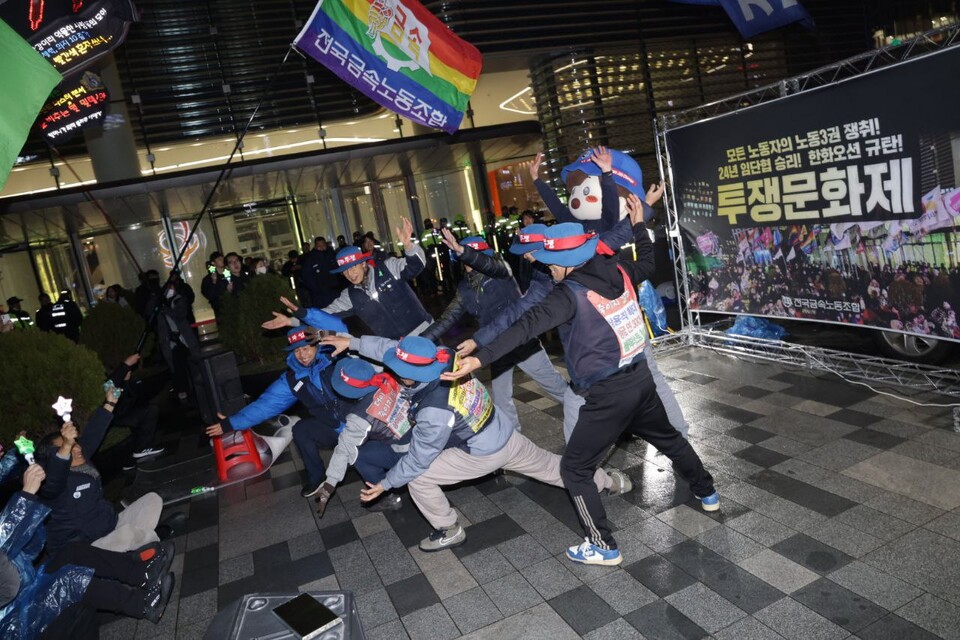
[212,430,264,482]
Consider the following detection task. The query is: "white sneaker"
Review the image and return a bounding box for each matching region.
[132,447,165,459]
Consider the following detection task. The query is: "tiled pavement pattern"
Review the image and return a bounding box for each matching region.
[99,348,960,640]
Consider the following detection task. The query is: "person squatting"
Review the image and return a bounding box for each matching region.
[206,147,719,567]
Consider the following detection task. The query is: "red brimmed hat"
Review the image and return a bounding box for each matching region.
[532,222,599,267]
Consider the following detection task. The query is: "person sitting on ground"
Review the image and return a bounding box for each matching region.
[313,357,416,515]
[204,311,349,498]
[0,457,175,638]
[320,334,632,552]
[36,389,164,554]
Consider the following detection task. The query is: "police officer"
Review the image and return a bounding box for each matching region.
[37,291,83,342]
[445,196,718,566]
[263,218,432,340]
[204,311,348,498]
[5,297,33,329]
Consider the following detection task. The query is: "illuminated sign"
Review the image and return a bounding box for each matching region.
[159,221,206,269]
[0,1,139,77]
[39,70,108,143]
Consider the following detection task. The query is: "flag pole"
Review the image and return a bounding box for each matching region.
[135,46,295,353]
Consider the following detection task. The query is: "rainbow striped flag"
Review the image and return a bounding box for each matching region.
[294,0,483,134]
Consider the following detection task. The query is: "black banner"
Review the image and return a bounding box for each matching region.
[38,71,109,143]
[665,46,960,342]
[0,0,139,77]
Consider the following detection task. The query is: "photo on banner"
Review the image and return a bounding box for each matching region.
[665,45,960,342]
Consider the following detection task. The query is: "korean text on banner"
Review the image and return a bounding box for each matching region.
[0,19,61,190]
[293,0,483,134]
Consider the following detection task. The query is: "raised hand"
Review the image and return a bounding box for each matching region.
[22,464,46,495]
[528,151,544,181]
[644,181,665,207]
[60,422,78,445]
[262,311,294,331]
[590,146,613,173]
[440,228,463,254]
[440,356,481,381]
[396,218,415,250]
[626,193,645,226]
[320,334,351,357]
[279,296,299,313]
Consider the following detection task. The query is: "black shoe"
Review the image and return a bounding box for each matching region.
[143,572,175,624]
[141,542,175,588]
[301,482,323,498]
[156,512,188,541]
[363,493,402,513]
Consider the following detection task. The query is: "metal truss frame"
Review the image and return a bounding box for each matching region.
[651,328,960,401]
[651,25,960,402]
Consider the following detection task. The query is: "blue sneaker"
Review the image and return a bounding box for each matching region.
[699,492,720,512]
[566,539,622,566]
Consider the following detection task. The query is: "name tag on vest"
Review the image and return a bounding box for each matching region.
[586,268,646,368]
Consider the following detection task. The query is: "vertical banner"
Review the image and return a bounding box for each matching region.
[293,0,483,134]
[665,46,960,342]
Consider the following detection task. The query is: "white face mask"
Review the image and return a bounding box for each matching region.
[255,266,267,274]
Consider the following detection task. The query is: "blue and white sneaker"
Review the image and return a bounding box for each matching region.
[566,539,622,566]
[699,491,721,512]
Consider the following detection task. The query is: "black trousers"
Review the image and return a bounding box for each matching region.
[560,359,715,550]
[47,543,146,617]
[114,403,159,456]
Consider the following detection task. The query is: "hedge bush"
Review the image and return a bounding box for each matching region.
[0,331,105,443]
[80,302,152,370]
[219,275,294,365]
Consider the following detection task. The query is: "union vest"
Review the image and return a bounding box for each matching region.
[347,259,433,338]
[285,367,345,423]
[561,266,647,389]
[412,375,496,451]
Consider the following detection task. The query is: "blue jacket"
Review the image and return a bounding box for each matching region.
[222,309,347,432]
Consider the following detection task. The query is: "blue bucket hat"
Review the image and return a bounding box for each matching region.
[285,327,315,351]
[331,358,387,399]
[382,336,452,382]
[330,247,372,273]
[461,235,494,256]
[560,149,645,200]
[509,223,548,255]
[532,222,599,267]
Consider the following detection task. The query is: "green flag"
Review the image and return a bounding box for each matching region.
[0,19,61,191]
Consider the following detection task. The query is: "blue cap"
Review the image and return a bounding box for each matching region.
[331,358,379,399]
[461,235,494,256]
[330,247,372,273]
[285,327,315,351]
[561,149,645,200]
[532,222,599,267]
[382,336,452,382]
[509,224,548,255]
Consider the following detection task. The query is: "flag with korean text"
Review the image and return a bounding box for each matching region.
[293,0,483,133]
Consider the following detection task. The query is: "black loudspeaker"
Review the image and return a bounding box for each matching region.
[191,346,247,425]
